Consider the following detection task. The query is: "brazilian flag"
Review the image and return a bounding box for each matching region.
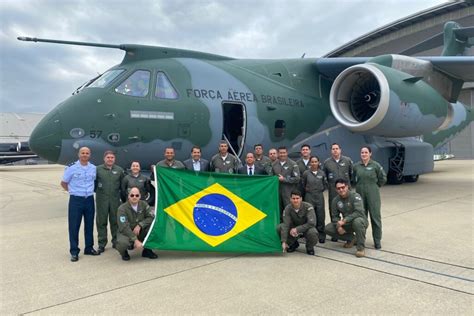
[144,166,281,252]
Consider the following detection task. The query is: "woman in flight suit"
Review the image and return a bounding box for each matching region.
[353,146,386,249]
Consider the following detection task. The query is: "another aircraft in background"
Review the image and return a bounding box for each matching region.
[0,141,38,164]
[18,21,473,183]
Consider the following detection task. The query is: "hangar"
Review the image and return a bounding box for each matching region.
[325,1,473,158]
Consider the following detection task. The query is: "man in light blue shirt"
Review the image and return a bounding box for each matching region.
[61,147,100,262]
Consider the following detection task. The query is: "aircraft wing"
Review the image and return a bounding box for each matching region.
[315,56,474,82]
[422,56,474,82]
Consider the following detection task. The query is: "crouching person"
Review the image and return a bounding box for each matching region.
[277,190,318,255]
[116,187,158,261]
[325,179,368,257]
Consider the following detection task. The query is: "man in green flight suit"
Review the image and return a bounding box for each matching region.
[95,150,124,253]
[272,146,300,217]
[325,179,368,257]
[157,147,185,169]
[277,190,318,255]
[116,187,157,261]
[210,140,239,173]
[323,143,353,241]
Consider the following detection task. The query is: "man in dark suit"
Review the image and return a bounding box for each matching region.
[237,152,266,175]
[183,146,210,172]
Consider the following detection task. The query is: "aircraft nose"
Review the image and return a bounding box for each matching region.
[29,110,62,162]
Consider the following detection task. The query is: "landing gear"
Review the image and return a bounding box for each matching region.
[388,170,404,185]
[404,175,419,183]
[387,141,405,185]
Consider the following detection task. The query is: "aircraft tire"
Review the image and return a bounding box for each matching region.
[404,175,419,183]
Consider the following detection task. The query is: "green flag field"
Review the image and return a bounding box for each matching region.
[144,166,281,252]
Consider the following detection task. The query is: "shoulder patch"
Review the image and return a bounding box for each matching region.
[119,216,126,223]
[67,162,75,167]
[337,201,344,209]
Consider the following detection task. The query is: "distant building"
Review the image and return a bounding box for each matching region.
[325,1,473,159]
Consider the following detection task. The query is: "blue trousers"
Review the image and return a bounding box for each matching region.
[68,195,95,255]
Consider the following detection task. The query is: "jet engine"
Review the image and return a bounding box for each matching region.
[329,61,453,137]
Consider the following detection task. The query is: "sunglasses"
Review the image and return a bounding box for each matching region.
[336,186,346,190]
[129,194,140,198]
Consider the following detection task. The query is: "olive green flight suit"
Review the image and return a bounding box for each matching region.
[95,164,124,248]
[210,153,239,173]
[325,191,368,251]
[255,155,272,175]
[353,159,386,244]
[302,169,328,239]
[296,158,310,194]
[296,158,310,177]
[121,173,153,204]
[116,200,154,256]
[157,159,185,169]
[272,159,300,216]
[277,201,318,250]
[323,156,353,215]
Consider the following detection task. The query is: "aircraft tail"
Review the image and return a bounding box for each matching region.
[400,21,474,56]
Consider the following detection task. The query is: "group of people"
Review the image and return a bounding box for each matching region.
[60,140,386,262]
[61,148,157,262]
[276,143,386,258]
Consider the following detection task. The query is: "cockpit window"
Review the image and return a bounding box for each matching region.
[88,69,124,88]
[155,71,178,99]
[115,70,150,97]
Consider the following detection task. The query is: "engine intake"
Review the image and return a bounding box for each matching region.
[329,63,450,137]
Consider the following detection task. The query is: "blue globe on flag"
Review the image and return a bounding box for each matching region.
[193,193,238,236]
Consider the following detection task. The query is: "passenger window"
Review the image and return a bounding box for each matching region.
[115,70,150,97]
[88,69,124,88]
[274,120,286,138]
[155,71,178,99]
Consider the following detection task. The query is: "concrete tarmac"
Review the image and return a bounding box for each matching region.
[0,160,472,315]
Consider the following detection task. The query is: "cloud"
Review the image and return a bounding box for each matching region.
[0,0,447,112]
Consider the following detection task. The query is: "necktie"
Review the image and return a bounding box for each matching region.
[249,167,253,175]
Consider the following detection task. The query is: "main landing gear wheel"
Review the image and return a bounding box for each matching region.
[404,175,419,183]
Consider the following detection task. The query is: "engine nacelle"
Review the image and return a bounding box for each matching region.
[329,61,453,137]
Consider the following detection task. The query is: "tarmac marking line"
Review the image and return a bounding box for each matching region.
[319,245,474,282]
[313,253,473,296]
[308,246,473,295]
[319,246,474,282]
[21,254,246,315]
[365,247,473,270]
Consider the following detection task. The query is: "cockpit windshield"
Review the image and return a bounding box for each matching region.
[115,70,151,97]
[88,69,124,88]
[155,71,178,99]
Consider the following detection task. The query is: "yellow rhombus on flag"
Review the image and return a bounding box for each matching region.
[164,183,267,247]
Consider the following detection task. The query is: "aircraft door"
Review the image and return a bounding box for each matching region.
[222,102,246,158]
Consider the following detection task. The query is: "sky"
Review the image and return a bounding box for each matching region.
[0,0,448,113]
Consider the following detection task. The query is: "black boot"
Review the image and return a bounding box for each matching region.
[142,248,158,259]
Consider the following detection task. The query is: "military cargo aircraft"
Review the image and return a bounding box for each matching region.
[19,21,473,183]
